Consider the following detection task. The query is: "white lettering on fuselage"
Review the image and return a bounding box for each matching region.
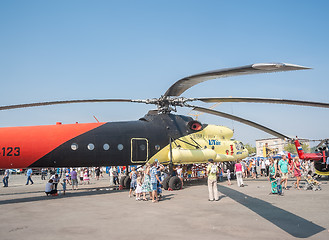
[208,140,221,146]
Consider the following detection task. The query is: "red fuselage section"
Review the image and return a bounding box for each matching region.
[0,122,105,168]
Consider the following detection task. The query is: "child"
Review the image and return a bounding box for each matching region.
[83,169,90,185]
[79,170,84,184]
[227,169,231,185]
[276,173,283,196]
[61,178,67,195]
[65,169,71,185]
[304,172,321,191]
[135,174,142,201]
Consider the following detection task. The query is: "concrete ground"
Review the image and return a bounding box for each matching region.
[0,174,328,240]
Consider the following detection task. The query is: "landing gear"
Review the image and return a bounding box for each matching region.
[168,176,182,190]
[119,176,127,189]
[119,166,131,189]
[162,176,171,190]
[164,138,182,190]
[162,175,182,190]
[124,176,131,189]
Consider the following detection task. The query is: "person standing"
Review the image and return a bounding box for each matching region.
[61,179,67,195]
[271,173,283,195]
[241,160,247,178]
[41,168,47,180]
[3,169,10,187]
[71,168,78,190]
[79,169,84,184]
[95,167,101,180]
[142,163,152,201]
[26,168,34,185]
[109,166,118,186]
[234,159,244,187]
[176,165,184,188]
[135,174,142,201]
[268,158,277,194]
[150,161,161,203]
[265,158,270,177]
[293,157,302,190]
[109,167,114,186]
[251,159,257,179]
[260,159,266,177]
[226,168,231,185]
[129,167,137,198]
[83,168,90,184]
[206,159,219,201]
[278,155,289,190]
[112,167,118,185]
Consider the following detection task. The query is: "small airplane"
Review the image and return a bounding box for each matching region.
[1,62,329,189]
[294,138,329,176]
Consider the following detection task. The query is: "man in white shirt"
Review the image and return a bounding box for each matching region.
[45,179,57,196]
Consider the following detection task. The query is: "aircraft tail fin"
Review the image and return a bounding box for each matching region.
[294,138,305,159]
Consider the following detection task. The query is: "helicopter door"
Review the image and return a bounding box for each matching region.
[131,138,149,163]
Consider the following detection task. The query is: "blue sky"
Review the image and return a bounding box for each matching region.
[1,1,329,146]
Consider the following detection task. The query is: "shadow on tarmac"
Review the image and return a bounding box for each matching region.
[218,185,325,238]
[0,187,124,205]
[0,190,47,196]
[0,187,176,205]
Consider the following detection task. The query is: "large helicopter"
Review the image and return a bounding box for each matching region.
[1,62,329,189]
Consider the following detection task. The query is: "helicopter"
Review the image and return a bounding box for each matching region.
[1,62,329,189]
[294,138,329,176]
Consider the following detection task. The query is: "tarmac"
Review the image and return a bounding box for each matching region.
[0,174,329,240]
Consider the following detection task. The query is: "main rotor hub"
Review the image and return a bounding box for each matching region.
[156,97,191,114]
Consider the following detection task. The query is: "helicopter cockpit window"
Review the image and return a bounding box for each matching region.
[118,144,124,151]
[87,143,95,151]
[103,144,110,151]
[71,143,78,151]
[235,142,244,150]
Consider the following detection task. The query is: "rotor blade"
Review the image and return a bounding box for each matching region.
[191,105,290,140]
[0,99,138,111]
[191,97,329,108]
[315,139,329,149]
[164,63,310,97]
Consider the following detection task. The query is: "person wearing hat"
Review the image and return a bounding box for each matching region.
[206,159,219,201]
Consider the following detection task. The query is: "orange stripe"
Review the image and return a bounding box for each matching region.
[0,122,105,168]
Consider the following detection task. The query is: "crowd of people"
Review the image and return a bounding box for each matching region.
[204,155,322,200]
[219,155,320,195]
[127,161,164,202]
[1,155,322,201]
[267,155,321,195]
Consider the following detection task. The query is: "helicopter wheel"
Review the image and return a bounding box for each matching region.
[162,176,171,190]
[119,176,125,189]
[123,176,131,189]
[168,176,182,190]
[119,176,130,189]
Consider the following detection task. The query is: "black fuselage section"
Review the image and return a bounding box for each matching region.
[30,113,197,167]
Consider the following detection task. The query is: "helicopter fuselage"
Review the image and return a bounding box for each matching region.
[0,112,248,169]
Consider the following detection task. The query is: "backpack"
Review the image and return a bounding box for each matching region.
[210,164,217,174]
